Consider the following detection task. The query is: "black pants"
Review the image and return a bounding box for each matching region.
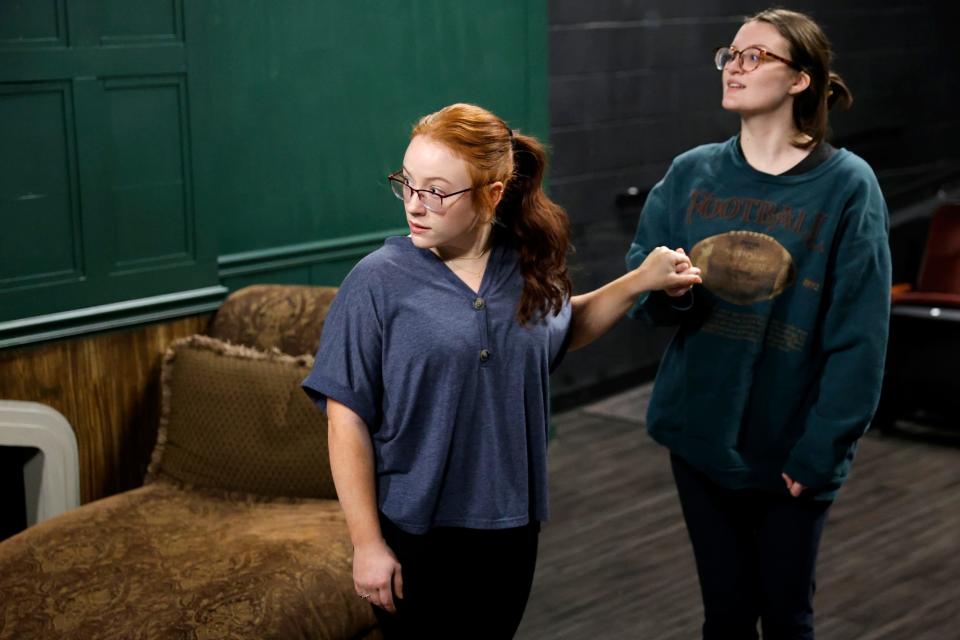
[671,454,832,640]
[373,513,540,639]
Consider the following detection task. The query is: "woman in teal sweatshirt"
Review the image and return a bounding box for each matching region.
[626,8,890,639]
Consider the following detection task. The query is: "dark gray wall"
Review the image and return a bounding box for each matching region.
[548,0,960,403]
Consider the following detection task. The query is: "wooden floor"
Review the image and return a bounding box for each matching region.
[517,384,960,639]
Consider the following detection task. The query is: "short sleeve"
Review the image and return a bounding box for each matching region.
[301,265,383,428]
[548,297,573,373]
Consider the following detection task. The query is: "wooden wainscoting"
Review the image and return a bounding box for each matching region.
[0,315,212,504]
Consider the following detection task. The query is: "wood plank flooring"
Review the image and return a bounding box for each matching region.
[516,384,960,639]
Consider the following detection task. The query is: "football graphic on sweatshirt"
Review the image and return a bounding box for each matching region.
[690,230,795,305]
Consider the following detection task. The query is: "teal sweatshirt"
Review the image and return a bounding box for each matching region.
[626,136,891,499]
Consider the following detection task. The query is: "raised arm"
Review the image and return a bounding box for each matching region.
[568,247,701,351]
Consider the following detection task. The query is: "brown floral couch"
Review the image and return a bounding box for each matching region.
[0,285,380,640]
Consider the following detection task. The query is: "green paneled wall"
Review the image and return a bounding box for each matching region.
[0,0,548,347]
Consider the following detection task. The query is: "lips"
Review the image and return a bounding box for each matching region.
[727,81,746,89]
[408,220,430,234]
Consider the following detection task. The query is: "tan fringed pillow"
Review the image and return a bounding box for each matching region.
[147,335,336,499]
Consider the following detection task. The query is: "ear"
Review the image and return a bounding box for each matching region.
[489,181,505,208]
[788,70,811,95]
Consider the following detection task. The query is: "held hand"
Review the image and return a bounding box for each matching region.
[665,247,697,298]
[638,246,701,294]
[353,539,404,612]
[782,473,806,498]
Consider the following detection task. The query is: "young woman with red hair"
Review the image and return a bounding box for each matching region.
[303,102,700,638]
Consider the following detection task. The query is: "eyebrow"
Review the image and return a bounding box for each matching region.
[401,165,453,185]
[734,42,775,51]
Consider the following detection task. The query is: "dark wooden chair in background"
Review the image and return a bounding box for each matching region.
[876,202,960,432]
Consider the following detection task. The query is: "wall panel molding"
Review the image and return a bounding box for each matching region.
[0,286,226,350]
[0,0,67,49]
[0,2,213,338]
[102,74,195,273]
[0,46,186,83]
[0,81,83,291]
[218,228,408,279]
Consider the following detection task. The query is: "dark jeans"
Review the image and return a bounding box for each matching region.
[671,454,832,640]
[373,513,540,639]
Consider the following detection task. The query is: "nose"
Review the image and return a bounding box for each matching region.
[724,65,743,82]
[405,191,427,216]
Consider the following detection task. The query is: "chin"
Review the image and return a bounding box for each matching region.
[408,234,436,249]
[721,95,743,112]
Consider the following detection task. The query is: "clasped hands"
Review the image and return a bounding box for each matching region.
[661,247,700,298]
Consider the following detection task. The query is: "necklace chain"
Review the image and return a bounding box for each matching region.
[443,246,489,277]
[443,246,488,262]
[448,264,484,277]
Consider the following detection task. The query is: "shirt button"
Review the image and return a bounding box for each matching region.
[473,297,485,310]
[479,349,491,363]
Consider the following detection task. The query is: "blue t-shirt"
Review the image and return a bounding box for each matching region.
[302,236,571,534]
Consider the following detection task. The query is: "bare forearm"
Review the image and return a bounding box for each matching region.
[568,246,700,351]
[327,403,383,548]
[569,270,650,351]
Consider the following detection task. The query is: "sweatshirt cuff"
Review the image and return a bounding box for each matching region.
[669,289,695,311]
[626,290,652,319]
[782,455,833,490]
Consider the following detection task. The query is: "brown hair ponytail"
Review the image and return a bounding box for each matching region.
[827,71,853,111]
[497,131,572,325]
[412,103,571,325]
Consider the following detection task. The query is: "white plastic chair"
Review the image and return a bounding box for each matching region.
[0,401,80,526]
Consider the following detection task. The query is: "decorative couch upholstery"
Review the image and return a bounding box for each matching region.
[0,285,380,640]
